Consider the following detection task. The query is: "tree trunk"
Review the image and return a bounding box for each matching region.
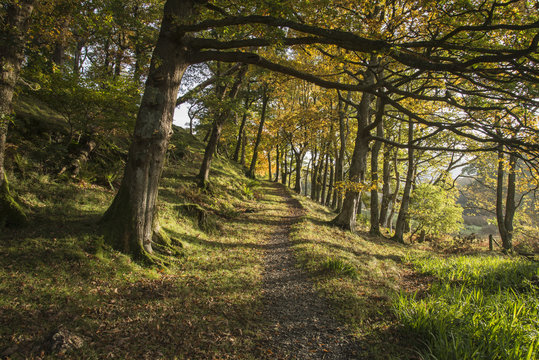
[326,162,334,207]
[496,147,517,251]
[0,0,35,228]
[274,144,280,182]
[58,137,97,177]
[315,150,325,202]
[331,78,374,230]
[287,151,293,188]
[386,149,400,230]
[52,17,69,66]
[281,145,288,184]
[311,148,318,200]
[114,46,123,78]
[233,90,250,162]
[248,87,269,178]
[240,130,247,167]
[198,68,245,187]
[101,0,199,258]
[392,120,414,243]
[267,149,272,181]
[369,97,385,235]
[293,150,304,193]
[304,158,310,196]
[379,145,392,227]
[321,152,329,204]
[335,94,349,211]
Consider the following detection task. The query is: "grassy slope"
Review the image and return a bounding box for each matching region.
[1,103,269,358]
[287,192,426,359]
[287,191,538,360]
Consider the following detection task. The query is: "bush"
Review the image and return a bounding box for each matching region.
[409,184,464,240]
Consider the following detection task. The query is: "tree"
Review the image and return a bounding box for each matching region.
[0,0,36,227]
[101,0,203,259]
[247,83,269,178]
[197,64,246,187]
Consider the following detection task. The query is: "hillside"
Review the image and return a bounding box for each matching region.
[2,96,538,359]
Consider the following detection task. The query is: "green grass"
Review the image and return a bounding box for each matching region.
[396,254,539,360]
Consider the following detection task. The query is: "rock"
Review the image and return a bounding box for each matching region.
[45,329,84,355]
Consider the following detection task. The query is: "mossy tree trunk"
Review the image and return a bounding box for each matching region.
[0,0,35,228]
[101,0,201,258]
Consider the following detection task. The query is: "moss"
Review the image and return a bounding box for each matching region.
[0,174,28,228]
[176,203,219,233]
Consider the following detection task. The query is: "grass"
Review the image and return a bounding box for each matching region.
[396,254,539,360]
[287,191,424,359]
[0,124,272,359]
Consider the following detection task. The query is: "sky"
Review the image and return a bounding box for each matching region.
[173,103,190,128]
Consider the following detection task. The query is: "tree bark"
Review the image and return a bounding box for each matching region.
[321,152,329,204]
[233,89,250,162]
[0,0,35,228]
[386,149,400,230]
[287,151,293,188]
[315,148,325,202]
[267,149,272,181]
[379,145,392,227]
[326,162,334,207]
[101,0,200,258]
[369,97,385,235]
[293,150,305,193]
[392,120,415,243]
[496,147,517,251]
[310,147,318,200]
[331,76,374,230]
[274,144,280,182]
[335,94,349,212]
[240,129,246,167]
[281,144,288,184]
[248,87,269,178]
[198,67,245,187]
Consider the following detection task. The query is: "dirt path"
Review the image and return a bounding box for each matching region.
[256,183,361,359]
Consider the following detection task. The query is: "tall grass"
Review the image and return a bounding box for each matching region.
[395,254,539,359]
